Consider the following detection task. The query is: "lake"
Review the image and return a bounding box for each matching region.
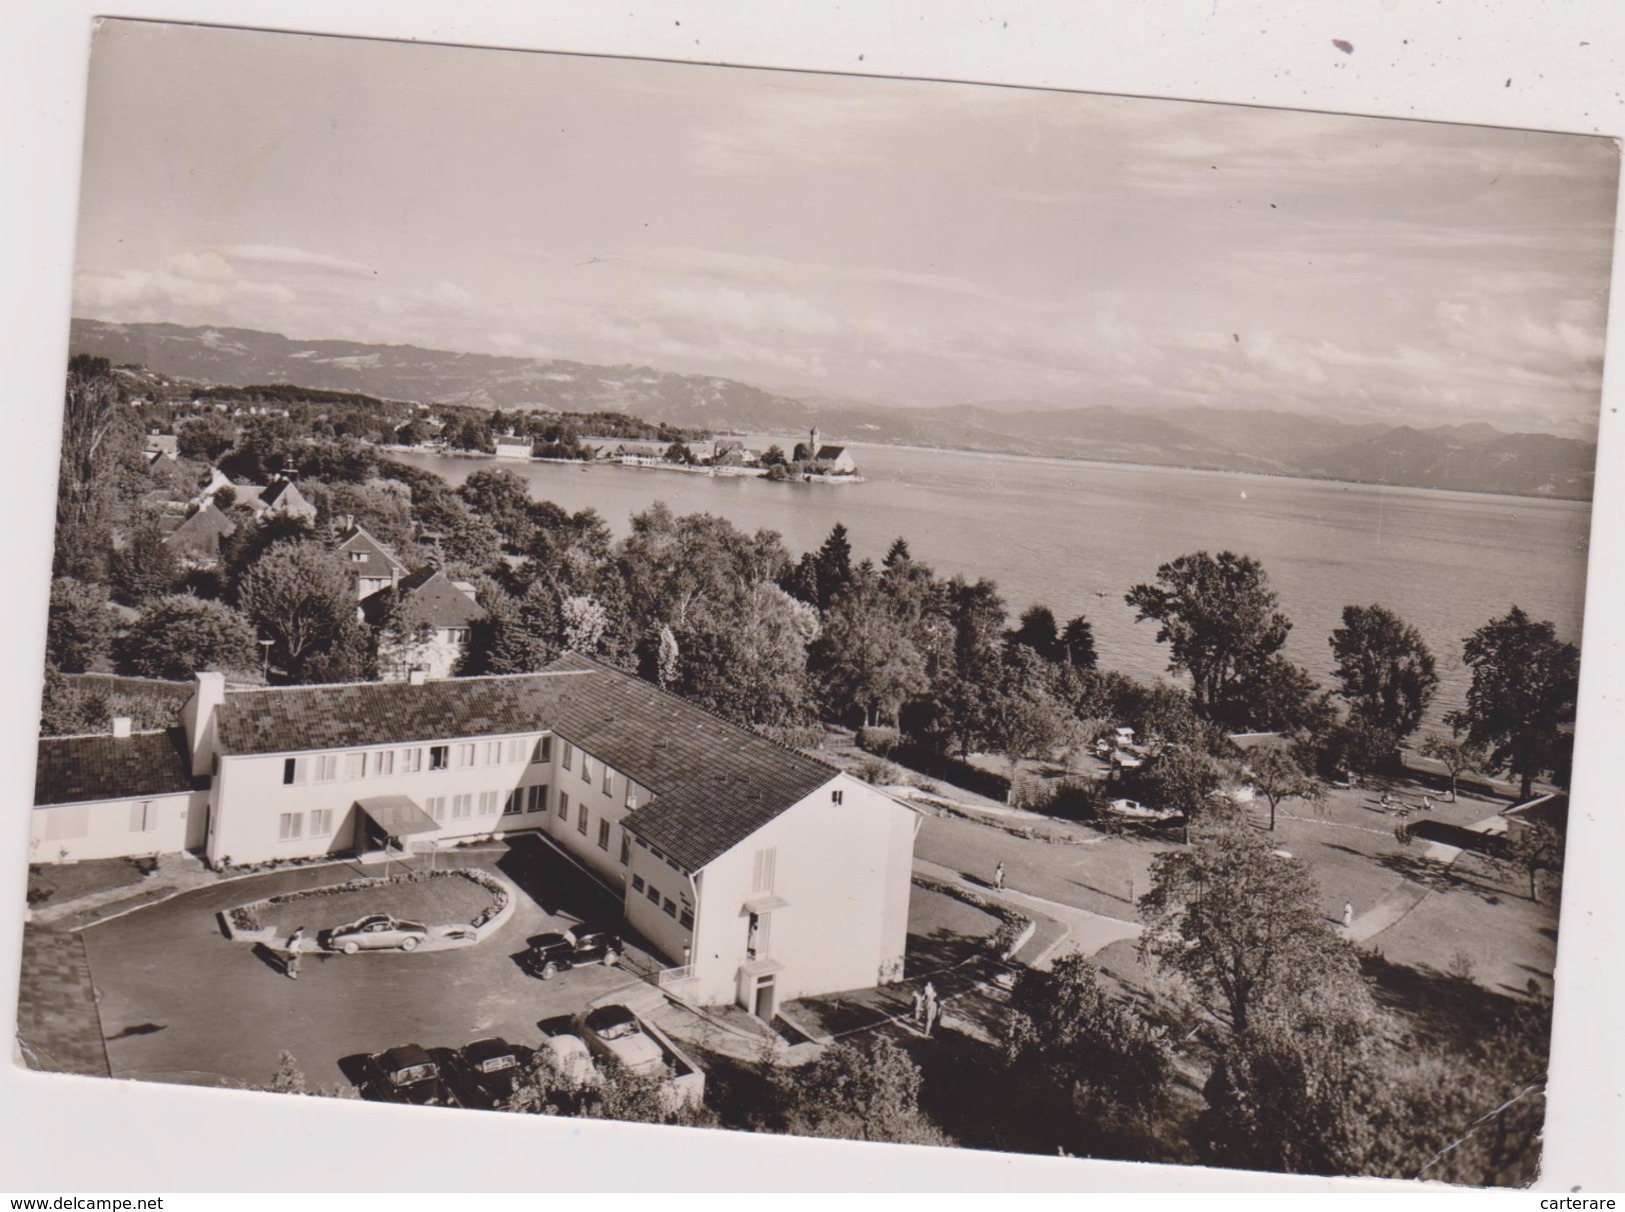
[389,444,1594,725]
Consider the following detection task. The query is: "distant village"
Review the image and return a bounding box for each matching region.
[473,422,863,484]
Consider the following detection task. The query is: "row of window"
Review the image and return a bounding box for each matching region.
[629,874,695,929]
[282,736,554,786]
[278,808,334,841]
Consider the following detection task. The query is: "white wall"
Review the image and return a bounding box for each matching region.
[206,732,556,864]
[683,774,917,1006]
[30,790,206,864]
[537,735,647,890]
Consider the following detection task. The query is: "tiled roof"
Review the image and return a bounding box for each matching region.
[360,568,483,629]
[210,654,839,870]
[162,503,236,553]
[337,525,408,578]
[34,728,198,807]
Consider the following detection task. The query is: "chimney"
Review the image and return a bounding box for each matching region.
[111,717,132,738]
[181,671,227,778]
[408,667,428,686]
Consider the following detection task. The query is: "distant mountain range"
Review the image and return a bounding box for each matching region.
[70,319,1596,500]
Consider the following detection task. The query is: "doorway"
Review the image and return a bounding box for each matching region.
[752,974,777,1021]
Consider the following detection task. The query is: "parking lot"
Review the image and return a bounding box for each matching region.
[75,836,656,1093]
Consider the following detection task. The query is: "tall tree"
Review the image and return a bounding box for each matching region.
[108,523,183,607]
[1328,604,1439,741]
[1125,551,1293,725]
[679,583,815,729]
[813,522,855,612]
[1138,822,1357,1035]
[46,577,118,672]
[457,467,537,551]
[810,572,927,727]
[1500,821,1563,904]
[1061,613,1098,669]
[55,356,142,579]
[174,413,240,463]
[115,595,258,679]
[1008,604,1063,663]
[1444,607,1579,802]
[1133,744,1229,843]
[236,541,359,683]
[765,1036,949,1147]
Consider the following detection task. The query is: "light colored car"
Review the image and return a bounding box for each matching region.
[1108,797,1178,822]
[325,913,430,954]
[578,1005,664,1076]
[541,1033,601,1088]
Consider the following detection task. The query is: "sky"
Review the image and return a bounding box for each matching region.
[72,20,1620,436]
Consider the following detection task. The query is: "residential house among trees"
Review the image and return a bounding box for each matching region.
[333,518,409,600]
[29,655,918,1018]
[159,501,236,566]
[360,567,484,680]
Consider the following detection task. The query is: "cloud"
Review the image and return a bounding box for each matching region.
[216,245,375,276]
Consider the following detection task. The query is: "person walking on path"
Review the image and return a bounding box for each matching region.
[924,999,940,1037]
[922,980,938,1029]
[1342,902,1354,930]
[910,987,924,1026]
[285,926,306,980]
[992,861,1006,891]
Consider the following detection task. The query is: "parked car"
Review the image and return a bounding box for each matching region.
[577,1004,664,1076]
[1110,750,1144,770]
[1108,797,1178,822]
[444,1037,528,1110]
[523,923,622,979]
[358,1044,452,1106]
[538,1031,600,1088]
[324,914,430,954]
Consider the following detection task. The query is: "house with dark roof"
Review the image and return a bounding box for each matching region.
[360,568,484,681]
[31,656,918,1016]
[160,502,237,565]
[333,520,409,599]
[258,477,318,523]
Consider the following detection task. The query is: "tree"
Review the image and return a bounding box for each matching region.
[1138,822,1358,1035]
[761,444,787,466]
[813,522,854,612]
[236,541,359,683]
[766,1036,950,1146]
[46,577,118,672]
[663,440,691,464]
[985,651,1072,776]
[1501,821,1563,904]
[1418,734,1485,802]
[1444,607,1579,802]
[1246,743,1324,832]
[115,595,258,679]
[108,524,183,607]
[175,413,239,463]
[810,572,927,727]
[1003,953,1173,1113]
[1131,744,1229,843]
[1061,613,1098,669]
[1008,604,1063,662]
[678,583,815,729]
[457,467,536,551]
[467,578,560,674]
[55,356,143,579]
[1125,551,1293,726]
[1328,604,1439,742]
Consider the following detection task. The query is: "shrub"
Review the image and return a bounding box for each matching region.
[856,755,901,785]
[856,725,902,758]
[229,905,262,932]
[1009,776,1058,812]
[762,724,826,750]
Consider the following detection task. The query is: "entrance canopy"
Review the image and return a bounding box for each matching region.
[355,795,440,840]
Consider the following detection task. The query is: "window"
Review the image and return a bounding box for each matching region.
[576,803,588,835]
[625,782,638,809]
[679,908,694,930]
[129,802,157,833]
[581,755,592,784]
[311,808,334,835]
[506,738,526,763]
[402,748,422,774]
[619,835,631,866]
[632,875,645,893]
[533,736,552,764]
[345,752,366,780]
[282,758,301,786]
[527,784,547,813]
[313,754,338,783]
[602,766,613,796]
[452,794,473,820]
[647,883,661,904]
[373,750,395,777]
[832,789,844,805]
[278,812,303,841]
[561,742,573,771]
[426,796,446,822]
[429,745,449,771]
[666,858,680,872]
[504,790,523,815]
[478,790,499,817]
[447,627,470,644]
[662,898,677,918]
[349,551,366,562]
[559,792,569,820]
[752,847,777,893]
[458,743,477,768]
[485,741,503,766]
[597,820,610,851]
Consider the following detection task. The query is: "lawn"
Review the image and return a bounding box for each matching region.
[906,885,1002,976]
[28,857,149,907]
[248,870,498,937]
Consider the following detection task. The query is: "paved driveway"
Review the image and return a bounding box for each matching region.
[77,838,647,1092]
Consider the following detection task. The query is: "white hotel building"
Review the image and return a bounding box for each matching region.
[32,654,919,1017]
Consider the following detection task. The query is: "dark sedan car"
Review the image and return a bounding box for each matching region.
[522,923,622,980]
[358,1044,453,1107]
[444,1037,529,1110]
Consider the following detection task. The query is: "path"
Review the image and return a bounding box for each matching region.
[1341,881,1431,943]
[913,857,1142,968]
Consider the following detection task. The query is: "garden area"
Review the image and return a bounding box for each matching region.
[229,868,507,938]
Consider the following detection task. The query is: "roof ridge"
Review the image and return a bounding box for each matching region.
[550,652,839,778]
[223,668,597,696]
[40,727,178,742]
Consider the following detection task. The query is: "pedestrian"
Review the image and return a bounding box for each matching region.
[924,999,940,1037]
[1421,795,1434,812]
[910,986,924,1025]
[992,861,1005,891]
[1342,902,1354,929]
[285,925,305,980]
[922,979,938,1026]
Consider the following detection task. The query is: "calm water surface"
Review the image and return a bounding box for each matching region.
[392,444,1592,723]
